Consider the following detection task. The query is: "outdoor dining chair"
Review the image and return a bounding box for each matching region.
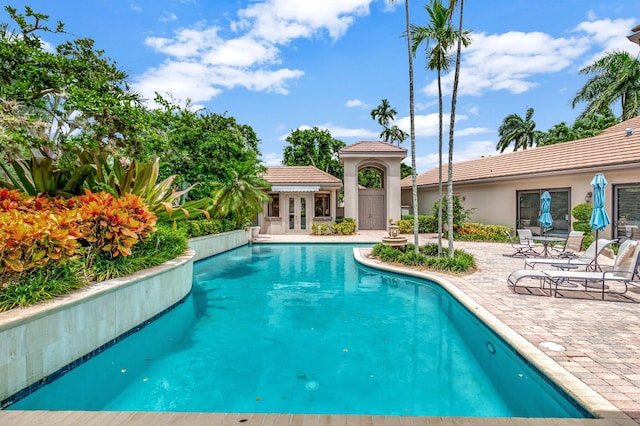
[551,231,584,258]
[504,230,539,258]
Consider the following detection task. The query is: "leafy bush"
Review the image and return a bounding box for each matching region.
[371,243,476,274]
[175,218,238,238]
[432,195,475,226]
[572,203,592,233]
[0,261,84,312]
[396,219,413,234]
[311,218,356,235]
[454,223,511,242]
[400,215,438,233]
[91,224,188,282]
[572,203,593,221]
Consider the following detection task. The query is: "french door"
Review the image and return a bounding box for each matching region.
[287,195,309,233]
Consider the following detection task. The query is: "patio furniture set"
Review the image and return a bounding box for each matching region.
[506,236,640,300]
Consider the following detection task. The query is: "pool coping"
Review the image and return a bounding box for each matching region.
[353,248,633,423]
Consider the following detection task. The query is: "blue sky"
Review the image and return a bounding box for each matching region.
[4,1,640,173]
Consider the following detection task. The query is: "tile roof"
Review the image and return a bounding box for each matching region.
[264,166,342,185]
[402,116,640,188]
[339,141,407,154]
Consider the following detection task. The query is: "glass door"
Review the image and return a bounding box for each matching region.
[287,195,309,232]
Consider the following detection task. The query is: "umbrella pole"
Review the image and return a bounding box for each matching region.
[593,230,599,271]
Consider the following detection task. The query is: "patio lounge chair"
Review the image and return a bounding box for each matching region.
[542,240,640,300]
[504,230,539,258]
[550,231,584,258]
[523,238,615,270]
[507,239,639,298]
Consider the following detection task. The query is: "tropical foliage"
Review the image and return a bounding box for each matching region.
[282,127,345,179]
[572,50,640,121]
[496,107,544,152]
[370,98,408,145]
[371,243,475,273]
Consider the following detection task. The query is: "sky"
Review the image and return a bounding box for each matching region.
[3,1,640,173]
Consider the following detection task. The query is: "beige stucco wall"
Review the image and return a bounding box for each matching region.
[257,188,340,234]
[343,157,403,228]
[402,166,640,239]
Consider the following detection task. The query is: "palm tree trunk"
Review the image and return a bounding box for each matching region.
[447,0,465,258]
[402,0,419,253]
[437,70,443,257]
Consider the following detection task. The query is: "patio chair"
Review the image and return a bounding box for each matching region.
[516,228,542,250]
[523,238,615,270]
[542,240,640,299]
[503,230,539,258]
[507,239,639,298]
[632,227,640,241]
[550,231,584,258]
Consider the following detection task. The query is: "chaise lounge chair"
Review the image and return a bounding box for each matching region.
[523,238,615,270]
[507,239,639,299]
[541,240,640,300]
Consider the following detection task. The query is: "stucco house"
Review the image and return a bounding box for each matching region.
[257,142,407,235]
[257,166,342,234]
[401,116,640,240]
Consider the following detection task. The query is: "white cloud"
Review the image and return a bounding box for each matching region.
[280,123,378,141]
[237,0,373,43]
[159,11,178,22]
[421,30,589,97]
[572,17,638,66]
[136,0,374,106]
[346,99,366,108]
[261,152,283,166]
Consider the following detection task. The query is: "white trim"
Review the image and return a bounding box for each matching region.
[272,186,320,192]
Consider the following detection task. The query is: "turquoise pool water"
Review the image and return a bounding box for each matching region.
[7,244,587,417]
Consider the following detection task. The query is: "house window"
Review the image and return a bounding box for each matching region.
[315,193,331,217]
[517,189,570,234]
[614,184,640,237]
[268,193,279,217]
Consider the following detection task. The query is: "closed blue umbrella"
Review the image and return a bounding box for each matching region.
[589,173,611,269]
[539,191,553,233]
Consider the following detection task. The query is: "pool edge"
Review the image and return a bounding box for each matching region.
[352,248,633,423]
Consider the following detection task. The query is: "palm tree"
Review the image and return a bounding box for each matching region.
[389,0,419,252]
[381,124,409,145]
[370,98,397,129]
[496,107,543,153]
[572,50,640,121]
[446,0,468,257]
[210,159,272,228]
[411,0,470,256]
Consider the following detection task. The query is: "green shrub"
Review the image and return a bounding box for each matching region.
[572,203,593,233]
[396,219,413,234]
[454,223,511,242]
[400,215,438,233]
[582,234,595,251]
[371,243,475,274]
[311,218,356,235]
[432,195,475,226]
[572,203,593,221]
[0,261,84,312]
[175,218,238,238]
[91,225,188,282]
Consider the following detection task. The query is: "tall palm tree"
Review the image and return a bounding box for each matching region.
[210,159,272,227]
[446,0,468,257]
[496,107,543,153]
[411,0,470,256]
[572,50,640,121]
[389,0,419,252]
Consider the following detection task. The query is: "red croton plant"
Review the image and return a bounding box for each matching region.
[0,188,157,281]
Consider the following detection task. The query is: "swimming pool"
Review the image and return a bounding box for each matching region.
[6,244,587,417]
